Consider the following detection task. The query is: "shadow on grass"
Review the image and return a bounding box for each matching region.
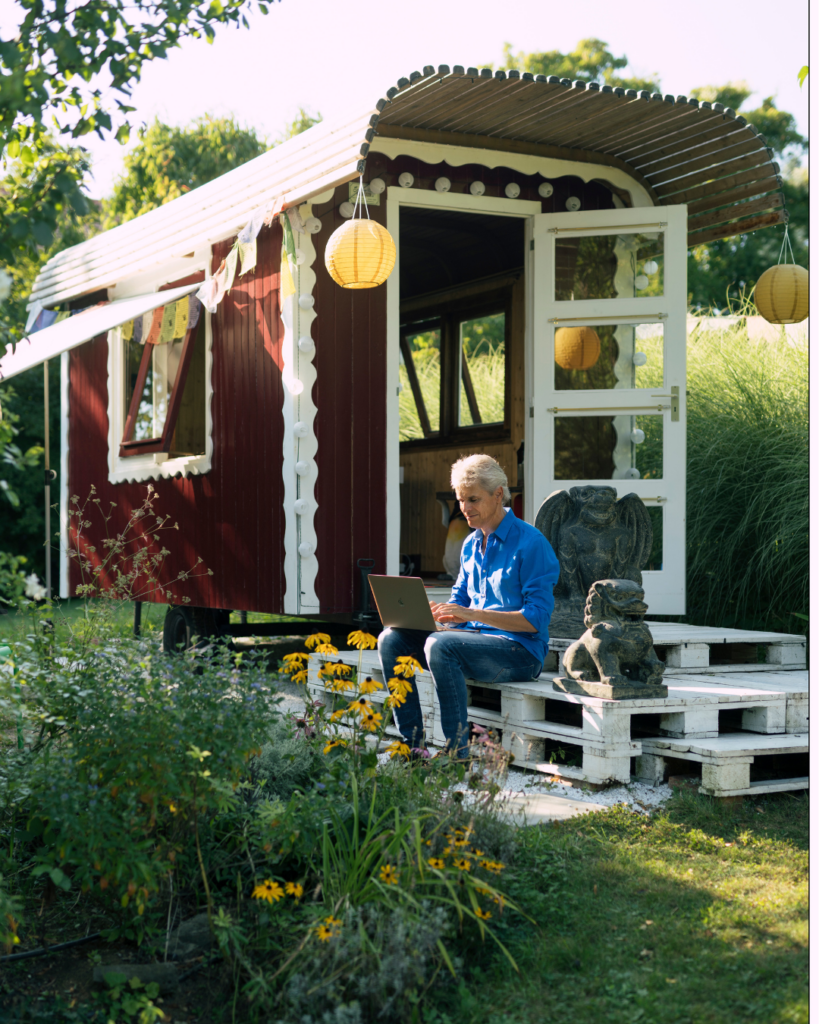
[439,791,808,1024]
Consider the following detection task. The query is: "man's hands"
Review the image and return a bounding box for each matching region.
[429,602,537,633]
[430,601,474,624]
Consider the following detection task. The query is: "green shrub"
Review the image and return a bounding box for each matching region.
[683,328,807,631]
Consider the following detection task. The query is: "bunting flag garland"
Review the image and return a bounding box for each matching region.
[133,314,143,344]
[121,319,134,341]
[280,210,298,300]
[187,294,201,330]
[145,306,164,346]
[158,303,176,344]
[173,295,190,336]
[238,238,257,276]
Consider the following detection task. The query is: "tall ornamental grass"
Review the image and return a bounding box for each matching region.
[681,327,807,632]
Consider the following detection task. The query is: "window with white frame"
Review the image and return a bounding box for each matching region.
[107,289,213,485]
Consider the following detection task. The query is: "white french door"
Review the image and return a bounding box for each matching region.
[527,205,688,613]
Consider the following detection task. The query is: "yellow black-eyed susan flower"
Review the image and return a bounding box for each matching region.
[379,864,399,885]
[347,630,377,650]
[252,879,284,903]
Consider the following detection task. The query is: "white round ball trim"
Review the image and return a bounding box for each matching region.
[294,499,308,515]
[298,336,315,355]
[623,467,641,480]
[339,201,355,219]
[635,274,650,290]
[469,180,486,196]
[298,294,315,310]
[303,216,321,234]
[295,460,310,476]
[631,428,646,445]
[644,260,659,275]
[538,182,554,198]
[504,182,521,199]
[288,379,304,396]
[298,542,315,558]
[293,421,309,438]
[632,352,648,367]
[368,177,386,194]
[565,196,581,211]
[435,177,451,193]
[398,172,415,188]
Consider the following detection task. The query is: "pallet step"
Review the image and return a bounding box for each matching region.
[638,732,808,796]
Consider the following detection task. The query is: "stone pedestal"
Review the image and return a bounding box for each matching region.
[553,676,668,700]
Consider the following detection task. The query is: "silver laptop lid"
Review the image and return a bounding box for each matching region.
[368,575,439,632]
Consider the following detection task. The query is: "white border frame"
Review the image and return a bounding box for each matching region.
[59,351,70,598]
[105,252,214,486]
[385,187,542,576]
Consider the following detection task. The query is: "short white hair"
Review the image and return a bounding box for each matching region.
[451,454,511,505]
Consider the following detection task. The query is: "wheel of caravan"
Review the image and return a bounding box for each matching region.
[163,606,226,652]
[163,606,194,653]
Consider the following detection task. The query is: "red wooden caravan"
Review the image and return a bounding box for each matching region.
[2,66,786,645]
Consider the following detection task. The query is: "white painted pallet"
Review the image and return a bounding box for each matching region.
[295,639,807,793]
[638,733,809,797]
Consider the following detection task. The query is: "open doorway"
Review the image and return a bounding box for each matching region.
[396,207,526,583]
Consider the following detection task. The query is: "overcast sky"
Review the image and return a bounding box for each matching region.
[1,0,810,198]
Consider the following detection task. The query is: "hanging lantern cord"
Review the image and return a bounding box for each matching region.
[776,224,795,266]
[352,175,371,222]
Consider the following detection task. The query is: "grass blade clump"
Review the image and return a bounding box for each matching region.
[682,326,807,632]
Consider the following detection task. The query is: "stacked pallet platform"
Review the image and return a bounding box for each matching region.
[301,626,808,798]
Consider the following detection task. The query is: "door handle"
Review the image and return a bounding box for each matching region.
[650,385,679,421]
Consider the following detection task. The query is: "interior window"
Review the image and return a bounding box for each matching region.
[458,313,505,426]
[399,324,440,440]
[555,231,664,301]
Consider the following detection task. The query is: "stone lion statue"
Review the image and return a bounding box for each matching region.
[535,485,653,638]
[563,579,665,689]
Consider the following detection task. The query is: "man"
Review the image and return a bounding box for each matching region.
[377,453,560,760]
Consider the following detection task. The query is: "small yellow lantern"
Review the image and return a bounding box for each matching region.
[754,264,809,324]
[324,218,396,289]
[554,326,601,371]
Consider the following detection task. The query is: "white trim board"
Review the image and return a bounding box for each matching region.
[59,351,70,599]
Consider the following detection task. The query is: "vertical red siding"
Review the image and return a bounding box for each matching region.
[68,225,287,613]
[311,188,388,614]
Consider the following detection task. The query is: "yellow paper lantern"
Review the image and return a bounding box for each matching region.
[754,264,809,324]
[324,218,396,289]
[554,326,601,371]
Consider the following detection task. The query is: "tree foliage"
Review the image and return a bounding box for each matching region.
[498,38,661,93]
[102,115,270,227]
[0,0,273,152]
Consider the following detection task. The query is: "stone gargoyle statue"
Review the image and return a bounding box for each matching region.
[535,485,653,638]
[556,579,667,699]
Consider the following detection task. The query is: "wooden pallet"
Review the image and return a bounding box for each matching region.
[548,624,806,675]
[638,733,809,797]
[297,642,807,792]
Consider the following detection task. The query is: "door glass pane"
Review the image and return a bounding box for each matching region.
[553,322,664,390]
[554,413,663,480]
[399,328,440,441]
[458,313,505,426]
[555,232,664,301]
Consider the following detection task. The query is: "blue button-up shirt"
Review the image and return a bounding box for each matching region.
[449,508,560,664]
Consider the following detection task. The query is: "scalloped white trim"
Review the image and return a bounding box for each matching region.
[106,282,213,486]
[281,204,320,614]
[370,139,653,209]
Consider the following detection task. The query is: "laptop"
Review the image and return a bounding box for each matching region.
[368,575,450,632]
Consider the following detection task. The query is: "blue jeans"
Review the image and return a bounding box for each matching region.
[377,628,544,759]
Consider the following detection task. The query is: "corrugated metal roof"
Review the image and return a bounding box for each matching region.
[31,66,785,309]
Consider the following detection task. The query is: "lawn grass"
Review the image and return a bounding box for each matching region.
[450,790,808,1024]
[0,599,309,646]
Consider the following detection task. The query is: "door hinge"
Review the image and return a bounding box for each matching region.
[529,406,534,418]
[529,239,535,251]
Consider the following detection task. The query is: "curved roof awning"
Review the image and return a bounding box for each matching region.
[29,66,784,311]
[375,67,786,248]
